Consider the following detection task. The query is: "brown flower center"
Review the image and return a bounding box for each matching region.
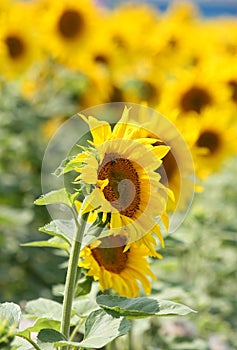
[167,36,178,49]
[5,35,25,59]
[112,34,127,48]
[154,141,177,185]
[58,9,84,39]
[109,86,123,102]
[98,153,141,218]
[228,79,237,103]
[196,130,221,154]
[91,236,128,273]
[94,54,109,65]
[179,86,212,113]
[160,149,178,185]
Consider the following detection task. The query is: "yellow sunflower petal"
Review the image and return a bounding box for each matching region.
[152,224,165,248]
[79,114,112,146]
[79,235,158,297]
[153,145,171,159]
[111,106,131,139]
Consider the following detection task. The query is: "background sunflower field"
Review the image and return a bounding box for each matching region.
[0,0,237,349]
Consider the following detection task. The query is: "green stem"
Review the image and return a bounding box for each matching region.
[69,317,86,342]
[16,334,41,350]
[60,210,89,349]
[106,339,117,350]
[128,327,133,350]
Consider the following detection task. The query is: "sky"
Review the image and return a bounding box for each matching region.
[99,0,237,17]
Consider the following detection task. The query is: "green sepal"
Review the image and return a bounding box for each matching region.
[53,156,75,177]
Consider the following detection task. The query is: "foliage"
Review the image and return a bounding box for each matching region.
[0,0,237,349]
[132,157,237,350]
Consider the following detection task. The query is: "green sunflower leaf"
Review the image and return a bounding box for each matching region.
[0,303,21,349]
[96,295,196,319]
[74,275,94,297]
[34,188,77,207]
[17,318,60,338]
[24,298,63,321]
[23,299,80,328]
[0,302,22,326]
[72,297,98,317]
[39,219,75,245]
[21,237,69,252]
[37,328,66,350]
[55,309,131,349]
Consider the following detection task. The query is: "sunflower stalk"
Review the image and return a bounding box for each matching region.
[60,205,89,350]
[128,327,133,350]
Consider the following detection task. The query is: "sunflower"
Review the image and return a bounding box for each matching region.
[191,106,237,179]
[79,235,156,297]
[129,106,195,215]
[165,1,198,23]
[212,54,237,107]
[68,107,171,247]
[145,1,201,75]
[203,17,237,59]
[37,0,99,66]
[160,67,229,116]
[0,1,41,78]
[108,2,160,54]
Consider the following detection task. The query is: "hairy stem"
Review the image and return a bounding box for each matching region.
[60,210,88,349]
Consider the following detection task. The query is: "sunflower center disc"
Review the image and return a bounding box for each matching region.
[58,9,84,39]
[98,153,141,217]
[91,236,128,273]
[196,130,221,154]
[180,86,212,113]
[154,140,177,185]
[5,35,25,59]
[228,79,237,103]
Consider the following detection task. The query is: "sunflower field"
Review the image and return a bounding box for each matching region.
[0,0,237,349]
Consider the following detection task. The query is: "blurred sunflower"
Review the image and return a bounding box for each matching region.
[192,106,237,179]
[214,55,237,108]
[205,17,237,59]
[98,3,164,104]
[68,107,171,247]
[130,108,195,213]
[37,0,99,65]
[108,2,160,54]
[165,1,198,23]
[0,1,41,78]
[79,235,156,297]
[170,69,229,116]
[65,17,116,107]
[146,1,200,74]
